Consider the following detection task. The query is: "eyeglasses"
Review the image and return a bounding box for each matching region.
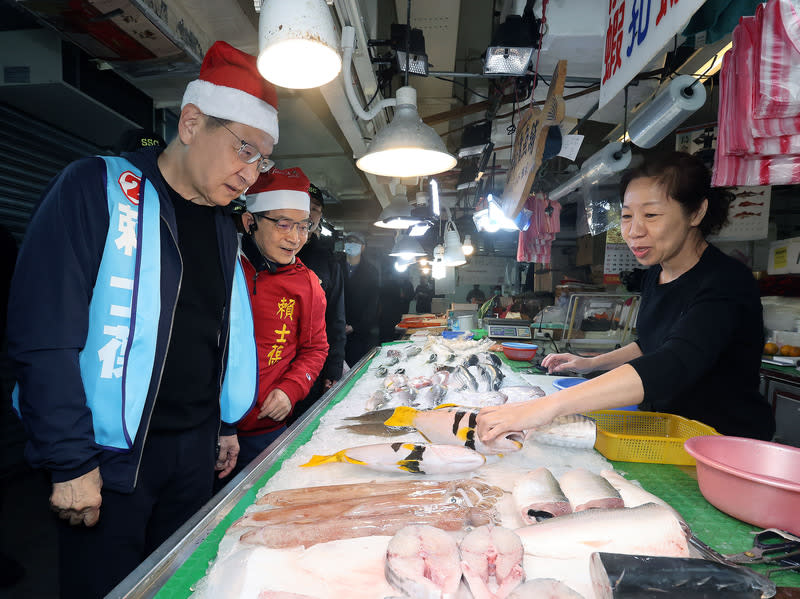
[211,116,275,174]
[256,214,312,235]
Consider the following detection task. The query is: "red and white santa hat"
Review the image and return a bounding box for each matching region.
[245,167,310,213]
[182,41,279,143]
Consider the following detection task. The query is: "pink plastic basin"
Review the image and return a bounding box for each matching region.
[684,436,800,535]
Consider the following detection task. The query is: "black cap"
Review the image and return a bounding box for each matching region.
[116,128,166,153]
[308,182,324,205]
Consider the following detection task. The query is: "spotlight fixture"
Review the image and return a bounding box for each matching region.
[473,195,523,233]
[257,0,342,89]
[483,13,539,76]
[391,24,428,76]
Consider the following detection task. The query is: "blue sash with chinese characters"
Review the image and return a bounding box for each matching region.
[13,156,257,449]
[79,156,162,449]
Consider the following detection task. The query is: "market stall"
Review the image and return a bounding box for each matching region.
[109,341,800,599]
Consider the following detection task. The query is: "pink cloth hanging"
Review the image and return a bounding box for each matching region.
[755,0,800,118]
[517,193,561,264]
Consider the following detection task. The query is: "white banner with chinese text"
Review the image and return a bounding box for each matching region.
[600,0,705,109]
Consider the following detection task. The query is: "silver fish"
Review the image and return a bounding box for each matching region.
[468,364,494,393]
[481,363,504,390]
[411,384,448,410]
[365,390,387,411]
[452,365,478,392]
[384,356,400,367]
[426,353,438,363]
[375,365,388,377]
[405,345,422,358]
[526,414,596,449]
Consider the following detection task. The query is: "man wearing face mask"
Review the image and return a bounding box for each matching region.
[219,167,328,485]
[343,232,379,366]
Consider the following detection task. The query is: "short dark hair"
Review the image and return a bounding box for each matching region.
[204,115,232,130]
[619,151,733,237]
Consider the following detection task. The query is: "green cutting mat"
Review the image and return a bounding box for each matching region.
[153,352,799,597]
[610,461,800,588]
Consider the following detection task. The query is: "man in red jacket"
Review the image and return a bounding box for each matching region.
[219,167,328,485]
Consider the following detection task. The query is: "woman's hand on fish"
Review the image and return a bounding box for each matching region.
[258,388,292,421]
[216,434,240,478]
[477,401,559,443]
[540,352,593,374]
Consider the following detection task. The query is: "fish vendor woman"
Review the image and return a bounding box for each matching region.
[478,152,775,444]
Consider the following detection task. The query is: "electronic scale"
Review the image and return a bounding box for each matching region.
[484,318,532,340]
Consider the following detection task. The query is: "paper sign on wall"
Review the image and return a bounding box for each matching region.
[600,0,705,109]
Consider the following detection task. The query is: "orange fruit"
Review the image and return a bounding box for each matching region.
[790,347,800,357]
[780,345,795,356]
[764,342,779,355]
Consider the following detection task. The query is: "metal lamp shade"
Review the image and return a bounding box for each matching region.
[257,0,342,89]
[357,87,456,178]
[374,197,422,229]
[389,235,426,258]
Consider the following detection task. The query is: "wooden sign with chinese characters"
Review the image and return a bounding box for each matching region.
[501,60,567,220]
[600,0,706,108]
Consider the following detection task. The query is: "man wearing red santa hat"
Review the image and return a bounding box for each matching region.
[8,41,277,597]
[215,167,328,487]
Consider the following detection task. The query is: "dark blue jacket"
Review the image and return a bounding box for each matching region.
[7,148,242,492]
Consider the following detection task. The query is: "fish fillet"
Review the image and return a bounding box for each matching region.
[240,507,495,550]
[507,579,585,598]
[385,525,462,599]
[514,503,690,561]
[599,469,686,527]
[460,525,526,599]
[558,469,624,512]
[513,467,572,524]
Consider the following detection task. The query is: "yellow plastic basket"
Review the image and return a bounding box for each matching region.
[587,410,720,465]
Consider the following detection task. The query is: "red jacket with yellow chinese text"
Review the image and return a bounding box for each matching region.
[237,239,328,435]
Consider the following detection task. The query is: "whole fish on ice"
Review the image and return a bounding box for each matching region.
[514,503,690,561]
[240,507,494,550]
[558,468,624,512]
[526,414,596,449]
[440,390,507,408]
[460,525,526,599]
[501,385,546,403]
[256,479,504,507]
[513,467,571,524]
[383,406,524,455]
[589,552,775,599]
[300,442,486,474]
[385,525,463,599]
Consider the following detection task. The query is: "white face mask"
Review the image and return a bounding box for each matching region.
[344,242,362,256]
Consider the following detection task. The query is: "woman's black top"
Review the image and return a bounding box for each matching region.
[629,244,775,440]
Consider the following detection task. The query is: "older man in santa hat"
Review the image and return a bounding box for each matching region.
[8,41,277,598]
[215,167,328,487]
